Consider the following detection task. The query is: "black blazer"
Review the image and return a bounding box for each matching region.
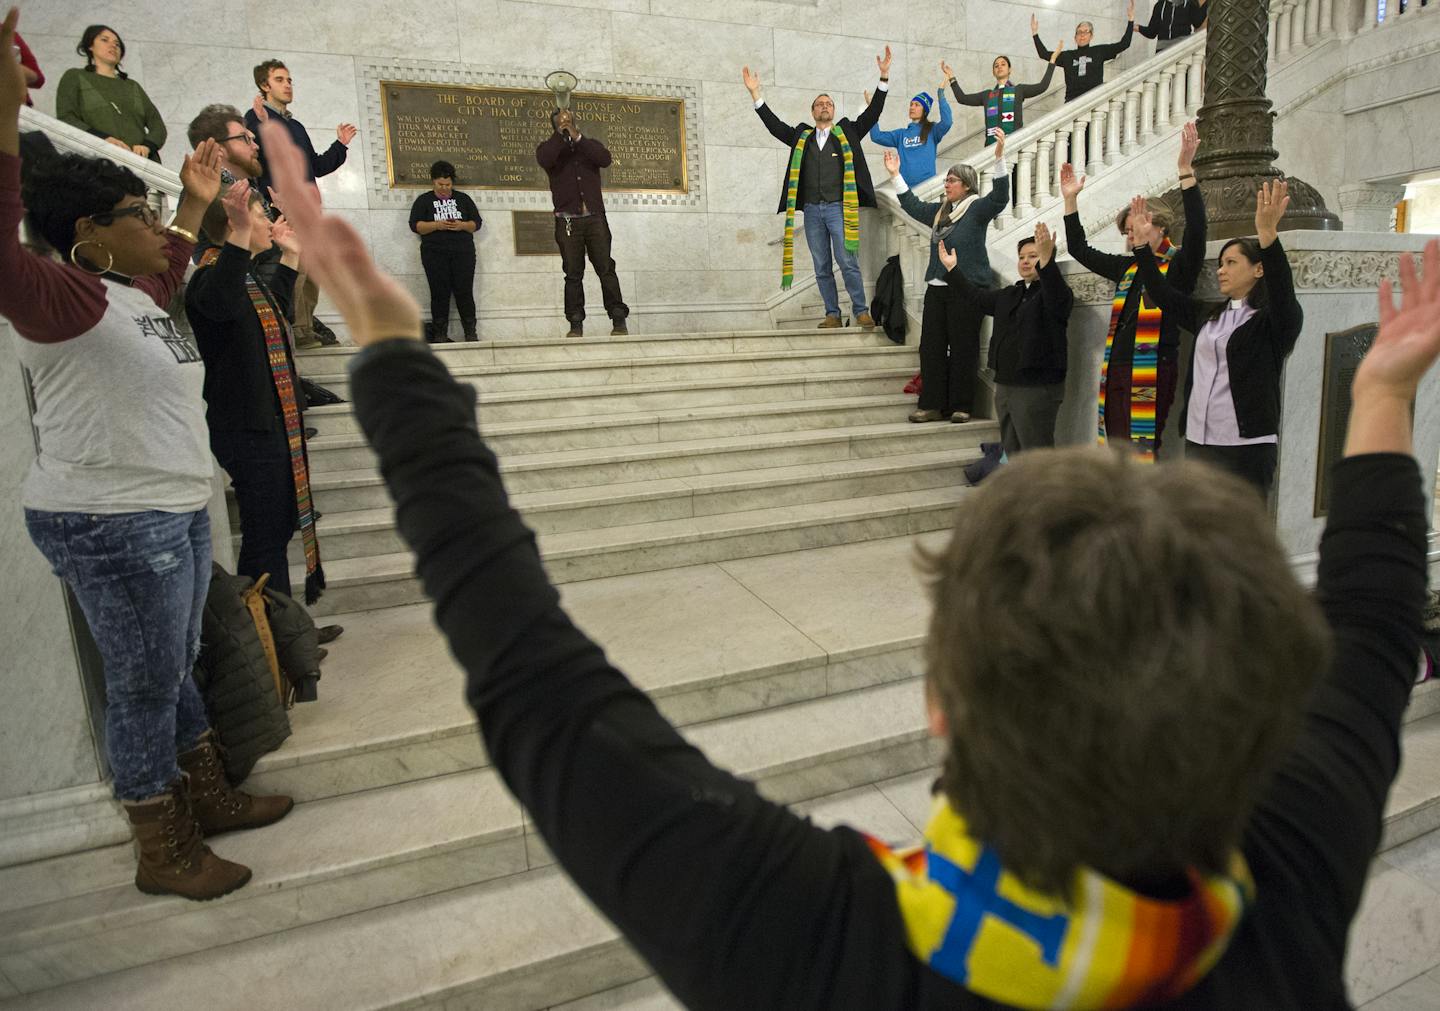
[947,256,1074,382]
[1063,182,1208,358]
[185,243,300,436]
[1134,237,1303,440]
[756,88,886,213]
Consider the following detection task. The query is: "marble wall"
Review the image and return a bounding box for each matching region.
[12,0,1148,337]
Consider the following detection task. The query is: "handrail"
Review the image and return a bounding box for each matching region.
[17,106,183,197]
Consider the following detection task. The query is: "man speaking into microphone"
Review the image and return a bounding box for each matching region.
[536,107,630,338]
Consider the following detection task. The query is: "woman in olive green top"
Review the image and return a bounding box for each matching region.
[56,25,165,163]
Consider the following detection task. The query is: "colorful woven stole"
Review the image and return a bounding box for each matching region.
[1097,238,1176,463]
[780,124,859,289]
[866,797,1252,1010]
[199,249,326,604]
[984,86,1019,144]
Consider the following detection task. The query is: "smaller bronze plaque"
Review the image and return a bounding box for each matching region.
[1314,324,1378,517]
[513,211,559,256]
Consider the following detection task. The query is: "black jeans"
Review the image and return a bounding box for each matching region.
[1184,440,1278,501]
[211,427,298,598]
[420,244,477,338]
[918,284,985,415]
[994,382,1065,455]
[554,215,628,325]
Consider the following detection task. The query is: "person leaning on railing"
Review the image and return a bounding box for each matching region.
[260,66,1440,1007]
[54,24,165,163]
[0,8,293,903]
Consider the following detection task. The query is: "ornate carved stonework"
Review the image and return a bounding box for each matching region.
[1192,0,1339,238]
[1067,274,1120,306]
[1338,184,1406,232]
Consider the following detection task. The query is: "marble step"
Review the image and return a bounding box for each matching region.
[294,327,899,371]
[305,419,994,489]
[300,389,915,442]
[302,365,918,424]
[299,345,917,400]
[0,681,942,997]
[258,449,979,561]
[297,484,975,616]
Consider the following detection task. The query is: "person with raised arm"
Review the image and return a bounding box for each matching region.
[865,68,952,188]
[1033,3,1137,103]
[937,221,1075,454]
[883,136,1009,424]
[1137,0,1209,53]
[260,82,1440,1007]
[1063,120,1205,460]
[0,10,293,902]
[1124,182,1302,497]
[745,48,891,329]
[946,45,1059,148]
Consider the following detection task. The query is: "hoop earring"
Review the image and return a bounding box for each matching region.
[69,240,114,276]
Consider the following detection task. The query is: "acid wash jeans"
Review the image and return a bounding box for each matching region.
[25,508,213,801]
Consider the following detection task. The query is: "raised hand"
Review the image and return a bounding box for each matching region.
[1050,40,1064,62]
[259,119,421,345]
[1059,163,1086,200]
[1031,13,1039,35]
[337,123,357,146]
[883,149,900,178]
[1128,194,1155,247]
[1127,0,1136,22]
[1358,240,1440,400]
[1034,222,1056,266]
[938,240,958,273]
[1177,120,1199,175]
[940,59,954,82]
[877,45,893,77]
[271,215,301,257]
[742,65,761,99]
[1254,179,1290,247]
[252,94,269,122]
[221,179,253,246]
[179,138,224,205]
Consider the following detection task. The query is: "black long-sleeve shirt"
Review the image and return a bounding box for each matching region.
[754,87,887,214]
[1137,1,1208,43]
[1134,238,1303,439]
[1034,23,1135,101]
[535,132,612,216]
[952,67,1055,143]
[948,257,1073,385]
[350,339,1429,1010]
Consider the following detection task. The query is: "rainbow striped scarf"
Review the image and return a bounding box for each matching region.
[781,124,859,289]
[199,248,326,604]
[866,797,1251,1009]
[1097,238,1176,462]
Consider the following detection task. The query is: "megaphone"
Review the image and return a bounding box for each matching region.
[544,70,578,110]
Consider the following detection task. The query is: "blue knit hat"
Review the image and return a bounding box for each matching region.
[911,92,933,116]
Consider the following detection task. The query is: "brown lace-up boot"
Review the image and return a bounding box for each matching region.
[124,781,252,900]
[177,733,294,837]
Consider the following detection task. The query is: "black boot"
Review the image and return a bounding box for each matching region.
[461,319,478,342]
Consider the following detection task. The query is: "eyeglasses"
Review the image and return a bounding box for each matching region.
[222,133,258,147]
[89,204,161,228]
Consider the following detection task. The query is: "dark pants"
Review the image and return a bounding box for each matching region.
[1185,440,1278,500]
[421,244,477,339]
[918,284,985,415]
[1104,355,1180,459]
[555,215,628,325]
[212,427,298,598]
[995,382,1065,456]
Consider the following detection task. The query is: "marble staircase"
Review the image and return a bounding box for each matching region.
[266,329,991,617]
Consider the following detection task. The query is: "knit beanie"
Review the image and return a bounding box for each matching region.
[911,92,934,116]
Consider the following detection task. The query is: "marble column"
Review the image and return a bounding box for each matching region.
[1338,183,1406,231]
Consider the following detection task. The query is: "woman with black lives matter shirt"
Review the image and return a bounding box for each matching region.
[408,160,482,342]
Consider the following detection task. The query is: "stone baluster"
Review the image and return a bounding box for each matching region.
[1051,129,1066,192]
[1171,63,1189,121]
[1157,71,1174,129]
[1087,111,1105,175]
[1185,56,1204,114]
[1071,116,1089,177]
[1122,87,1141,155]
[1037,135,1055,201]
[1293,0,1310,46]
[1105,97,1124,165]
[1277,4,1294,54]
[1140,80,1158,144]
[1363,0,1379,29]
[1268,7,1283,61]
[1320,0,1336,34]
[1016,147,1036,212]
[1306,0,1322,40]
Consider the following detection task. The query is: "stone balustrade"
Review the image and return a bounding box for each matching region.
[20,106,183,197]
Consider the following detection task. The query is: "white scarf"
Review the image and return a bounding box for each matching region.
[931,192,980,242]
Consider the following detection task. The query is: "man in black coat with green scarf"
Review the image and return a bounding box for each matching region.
[743,47,892,330]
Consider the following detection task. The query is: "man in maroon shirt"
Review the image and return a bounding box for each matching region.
[536,108,629,339]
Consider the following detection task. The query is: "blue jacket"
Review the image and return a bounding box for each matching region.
[868,91,953,187]
[896,171,1010,287]
[244,103,348,193]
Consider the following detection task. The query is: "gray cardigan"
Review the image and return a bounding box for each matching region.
[896,173,1010,287]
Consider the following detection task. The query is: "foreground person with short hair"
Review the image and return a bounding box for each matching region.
[261,103,1435,1008]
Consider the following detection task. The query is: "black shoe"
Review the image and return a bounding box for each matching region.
[313,320,340,346]
[463,332,478,342]
[316,647,328,663]
[316,624,344,645]
[304,426,318,439]
[564,324,583,339]
[610,319,629,336]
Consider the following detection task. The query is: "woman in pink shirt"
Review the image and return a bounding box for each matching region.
[0,9,291,902]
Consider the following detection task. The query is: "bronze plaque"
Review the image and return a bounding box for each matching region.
[1314,324,1378,517]
[512,210,559,256]
[380,81,687,193]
